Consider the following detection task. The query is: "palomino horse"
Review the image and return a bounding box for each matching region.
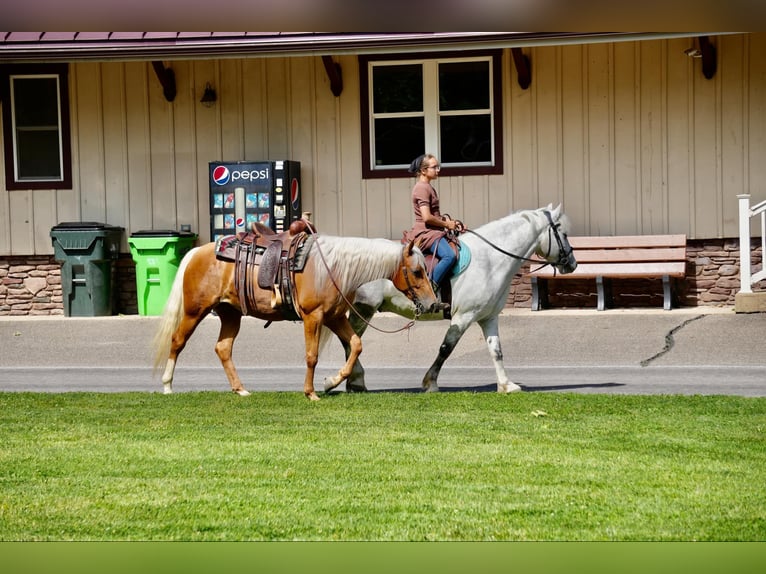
[153,227,436,400]
[341,204,577,393]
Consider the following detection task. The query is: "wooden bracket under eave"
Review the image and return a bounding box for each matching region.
[152,61,177,102]
[322,56,343,97]
[698,36,717,80]
[511,48,531,90]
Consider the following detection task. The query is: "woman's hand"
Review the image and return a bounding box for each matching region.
[442,216,464,232]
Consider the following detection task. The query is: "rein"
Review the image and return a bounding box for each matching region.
[302,219,417,335]
[461,210,571,274]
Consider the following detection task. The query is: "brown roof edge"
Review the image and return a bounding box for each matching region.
[0,32,696,63]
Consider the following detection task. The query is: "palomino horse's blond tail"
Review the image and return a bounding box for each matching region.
[152,247,199,373]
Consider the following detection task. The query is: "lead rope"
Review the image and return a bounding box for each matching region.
[302,219,416,335]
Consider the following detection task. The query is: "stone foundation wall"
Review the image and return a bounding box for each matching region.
[0,257,63,315]
[2,239,764,316]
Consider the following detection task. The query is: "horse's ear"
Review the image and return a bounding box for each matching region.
[405,240,416,256]
[552,203,562,218]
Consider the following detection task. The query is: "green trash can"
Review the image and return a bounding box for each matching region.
[50,222,124,317]
[128,230,198,316]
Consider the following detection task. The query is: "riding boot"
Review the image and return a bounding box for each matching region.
[430,300,450,315]
[429,280,451,316]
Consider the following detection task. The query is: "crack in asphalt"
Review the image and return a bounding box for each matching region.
[640,314,707,367]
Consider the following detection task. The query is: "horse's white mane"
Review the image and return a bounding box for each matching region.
[475,205,570,237]
[310,236,418,295]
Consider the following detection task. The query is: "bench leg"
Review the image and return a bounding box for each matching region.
[662,274,672,310]
[531,277,548,311]
[596,276,605,311]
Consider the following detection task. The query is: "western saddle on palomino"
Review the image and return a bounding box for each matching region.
[215,218,315,321]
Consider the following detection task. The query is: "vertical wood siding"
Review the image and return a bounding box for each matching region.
[1,34,765,256]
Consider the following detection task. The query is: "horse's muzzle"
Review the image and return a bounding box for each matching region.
[559,252,578,274]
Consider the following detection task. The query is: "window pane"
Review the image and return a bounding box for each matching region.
[12,77,62,180]
[440,115,492,163]
[3,65,71,189]
[372,64,423,114]
[13,77,60,127]
[439,61,489,111]
[373,117,424,166]
[16,130,61,179]
[361,52,501,178]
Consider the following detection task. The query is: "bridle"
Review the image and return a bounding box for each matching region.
[396,253,428,318]
[537,210,574,273]
[461,210,573,274]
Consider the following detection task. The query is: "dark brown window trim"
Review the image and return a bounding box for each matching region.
[360,49,503,180]
[1,63,72,190]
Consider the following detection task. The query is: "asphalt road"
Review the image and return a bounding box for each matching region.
[1,307,764,396]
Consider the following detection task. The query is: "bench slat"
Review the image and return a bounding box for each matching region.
[536,246,686,265]
[531,261,686,279]
[568,234,686,249]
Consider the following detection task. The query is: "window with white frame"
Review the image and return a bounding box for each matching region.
[360,50,503,179]
[1,64,71,190]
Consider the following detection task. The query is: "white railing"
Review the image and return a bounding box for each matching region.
[738,194,766,294]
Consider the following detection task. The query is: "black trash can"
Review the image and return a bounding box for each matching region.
[50,222,124,317]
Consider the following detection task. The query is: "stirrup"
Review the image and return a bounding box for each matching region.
[271,285,282,309]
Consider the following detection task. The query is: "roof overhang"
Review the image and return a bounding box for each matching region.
[0,32,714,63]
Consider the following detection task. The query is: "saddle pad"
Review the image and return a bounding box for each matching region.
[290,234,313,272]
[453,241,471,277]
[215,235,259,262]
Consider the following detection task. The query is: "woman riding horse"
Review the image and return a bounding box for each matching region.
[404,153,464,314]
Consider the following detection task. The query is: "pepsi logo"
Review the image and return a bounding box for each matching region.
[236,217,245,228]
[212,166,230,185]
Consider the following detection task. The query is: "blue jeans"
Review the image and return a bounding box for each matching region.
[429,237,457,287]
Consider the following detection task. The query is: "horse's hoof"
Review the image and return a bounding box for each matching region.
[323,377,339,392]
[307,392,321,401]
[423,384,440,393]
[498,382,522,393]
[235,389,251,396]
[163,384,173,395]
[346,383,367,393]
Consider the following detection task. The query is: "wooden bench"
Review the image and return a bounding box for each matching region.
[529,234,687,311]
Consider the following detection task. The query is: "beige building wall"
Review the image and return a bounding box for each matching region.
[1,33,764,256]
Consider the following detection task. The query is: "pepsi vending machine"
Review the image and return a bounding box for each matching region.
[209,160,301,241]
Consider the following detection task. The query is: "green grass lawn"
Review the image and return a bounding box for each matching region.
[1,391,764,541]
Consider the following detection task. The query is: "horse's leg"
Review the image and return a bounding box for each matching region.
[213,305,250,396]
[346,302,379,392]
[323,316,363,393]
[478,315,521,393]
[302,312,324,401]
[422,319,471,392]
[161,312,204,394]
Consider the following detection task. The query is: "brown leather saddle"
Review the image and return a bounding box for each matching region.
[215,219,314,320]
